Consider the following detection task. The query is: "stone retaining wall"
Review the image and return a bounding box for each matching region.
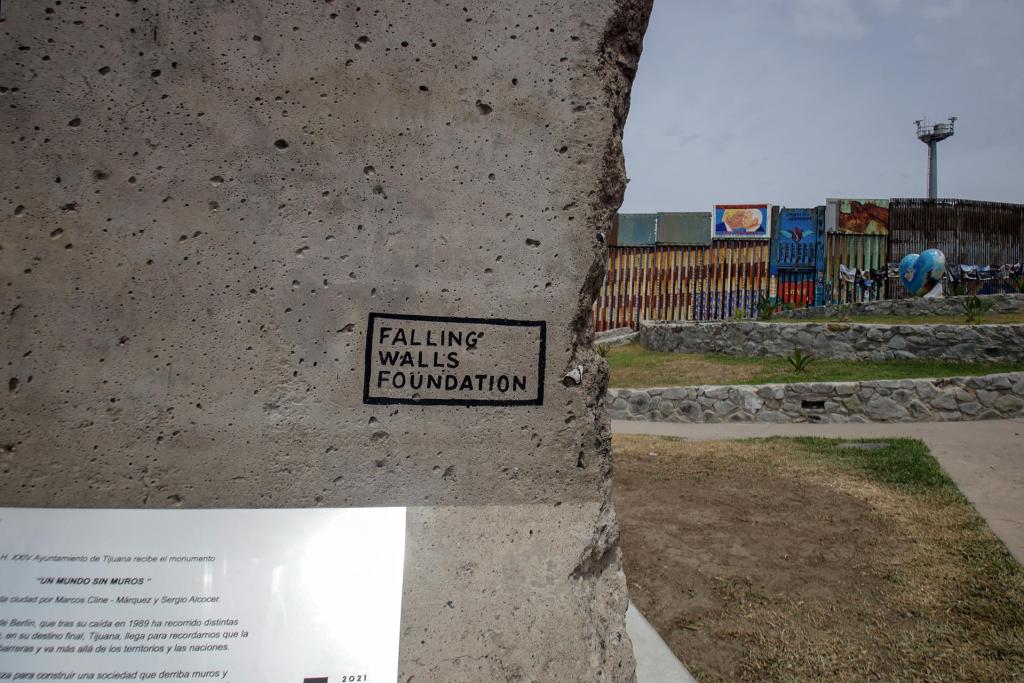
[596,327,638,347]
[640,320,1024,362]
[608,373,1024,424]
[776,293,1024,319]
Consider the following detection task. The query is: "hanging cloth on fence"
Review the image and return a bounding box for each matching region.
[839,264,857,283]
[960,264,979,280]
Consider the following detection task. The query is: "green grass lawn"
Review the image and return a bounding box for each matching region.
[605,343,1023,388]
[768,312,1024,326]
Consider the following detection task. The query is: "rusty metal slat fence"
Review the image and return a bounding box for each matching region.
[888,198,1024,266]
[886,198,1024,298]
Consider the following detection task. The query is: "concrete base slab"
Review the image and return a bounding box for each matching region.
[627,602,696,683]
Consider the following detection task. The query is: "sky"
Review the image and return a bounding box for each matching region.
[620,0,1024,212]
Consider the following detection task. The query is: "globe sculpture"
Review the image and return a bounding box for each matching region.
[898,249,946,296]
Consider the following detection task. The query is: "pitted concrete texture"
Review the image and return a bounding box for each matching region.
[1,1,652,680]
[401,503,632,680]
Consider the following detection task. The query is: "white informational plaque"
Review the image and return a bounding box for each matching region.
[0,507,407,682]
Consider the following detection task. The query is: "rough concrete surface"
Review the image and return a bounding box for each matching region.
[0,1,652,679]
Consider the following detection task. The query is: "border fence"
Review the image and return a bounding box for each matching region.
[595,242,769,331]
[595,198,1024,331]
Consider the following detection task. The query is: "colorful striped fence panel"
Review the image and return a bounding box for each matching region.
[594,242,770,331]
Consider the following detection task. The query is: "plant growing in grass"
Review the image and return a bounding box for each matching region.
[731,307,747,321]
[786,348,816,373]
[756,294,775,320]
[596,343,610,358]
[962,296,993,324]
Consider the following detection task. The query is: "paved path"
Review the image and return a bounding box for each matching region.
[613,419,1024,566]
[627,602,696,683]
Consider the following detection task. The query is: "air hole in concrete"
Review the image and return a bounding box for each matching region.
[209,175,224,185]
[363,165,375,176]
[274,139,289,150]
[68,117,81,127]
[475,100,493,115]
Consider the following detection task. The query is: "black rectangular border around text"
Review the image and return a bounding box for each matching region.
[362,312,547,406]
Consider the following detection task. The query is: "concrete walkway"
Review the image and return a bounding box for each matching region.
[613,418,1024,566]
[626,602,697,683]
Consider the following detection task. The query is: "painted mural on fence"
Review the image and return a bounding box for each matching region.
[714,204,771,239]
[778,209,816,246]
[837,199,889,235]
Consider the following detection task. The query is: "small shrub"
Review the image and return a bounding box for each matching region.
[786,348,816,373]
[962,296,993,324]
[949,282,968,296]
[596,343,610,358]
[731,307,747,321]
[756,294,775,320]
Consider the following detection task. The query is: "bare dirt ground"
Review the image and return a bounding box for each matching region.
[613,435,1024,682]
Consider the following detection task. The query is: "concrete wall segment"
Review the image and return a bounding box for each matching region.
[1,2,654,680]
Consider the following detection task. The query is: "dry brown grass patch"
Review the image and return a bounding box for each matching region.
[613,435,1024,682]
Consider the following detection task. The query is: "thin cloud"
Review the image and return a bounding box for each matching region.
[924,0,968,20]
[792,0,866,39]
[871,0,903,13]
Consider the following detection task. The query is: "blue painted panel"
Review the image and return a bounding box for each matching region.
[775,208,818,268]
[771,207,828,307]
